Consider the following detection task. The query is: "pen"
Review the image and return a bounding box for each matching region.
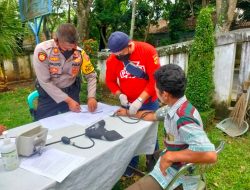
[80,110,103,114]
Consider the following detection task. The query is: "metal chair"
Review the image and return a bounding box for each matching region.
[27,90,39,120]
[165,141,225,190]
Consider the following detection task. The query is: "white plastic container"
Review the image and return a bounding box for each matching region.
[0,131,19,171]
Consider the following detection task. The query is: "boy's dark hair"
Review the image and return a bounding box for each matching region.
[154,64,186,98]
[55,23,78,44]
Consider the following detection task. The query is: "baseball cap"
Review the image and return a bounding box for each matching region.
[108,31,130,53]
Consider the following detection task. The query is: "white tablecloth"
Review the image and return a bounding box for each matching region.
[0,115,158,190]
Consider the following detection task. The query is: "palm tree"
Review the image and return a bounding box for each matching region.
[0,0,23,91]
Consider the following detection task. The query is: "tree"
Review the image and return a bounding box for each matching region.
[167,1,190,43]
[236,0,250,21]
[0,0,23,91]
[186,8,215,112]
[143,0,165,42]
[76,0,93,41]
[42,0,73,40]
[90,0,126,50]
[130,0,137,38]
[216,0,238,33]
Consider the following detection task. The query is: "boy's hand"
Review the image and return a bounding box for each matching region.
[115,108,128,116]
[159,152,173,176]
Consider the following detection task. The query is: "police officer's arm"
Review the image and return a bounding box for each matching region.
[64,97,81,112]
[33,45,80,112]
[85,72,97,112]
[81,50,97,112]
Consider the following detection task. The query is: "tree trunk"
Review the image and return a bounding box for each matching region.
[130,0,137,39]
[76,0,93,42]
[12,56,20,81]
[216,0,237,33]
[144,9,154,42]
[68,4,71,23]
[43,16,50,40]
[99,25,107,51]
[187,0,195,16]
[0,60,8,92]
[202,0,208,7]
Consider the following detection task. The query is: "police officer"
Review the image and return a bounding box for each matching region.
[33,23,97,120]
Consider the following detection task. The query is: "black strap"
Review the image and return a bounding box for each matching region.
[123,60,149,80]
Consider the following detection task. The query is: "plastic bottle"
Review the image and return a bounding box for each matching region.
[0,131,19,171]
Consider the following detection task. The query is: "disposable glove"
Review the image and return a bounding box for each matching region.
[129,98,143,115]
[119,94,129,107]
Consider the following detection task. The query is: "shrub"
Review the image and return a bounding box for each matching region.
[186,8,215,112]
[200,109,215,128]
[82,39,100,80]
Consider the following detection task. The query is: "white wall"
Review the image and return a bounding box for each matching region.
[213,43,236,103]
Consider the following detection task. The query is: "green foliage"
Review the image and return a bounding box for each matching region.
[90,0,166,48]
[163,1,197,43]
[237,1,250,21]
[133,0,164,40]
[205,125,250,190]
[168,2,187,43]
[200,109,215,128]
[83,39,98,58]
[90,0,127,49]
[82,39,100,80]
[0,0,23,60]
[0,87,33,129]
[186,8,215,112]
[163,0,216,44]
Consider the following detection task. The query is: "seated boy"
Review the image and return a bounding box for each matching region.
[116,64,217,190]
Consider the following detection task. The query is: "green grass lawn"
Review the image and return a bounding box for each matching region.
[0,83,249,190]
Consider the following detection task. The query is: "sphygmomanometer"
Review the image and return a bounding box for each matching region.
[46,120,123,149]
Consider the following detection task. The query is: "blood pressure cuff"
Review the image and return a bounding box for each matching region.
[85,120,123,141]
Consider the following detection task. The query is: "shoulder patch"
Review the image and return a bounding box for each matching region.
[81,50,90,61]
[49,56,60,62]
[53,47,59,54]
[81,50,94,75]
[153,54,159,64]
[38,52,47,62]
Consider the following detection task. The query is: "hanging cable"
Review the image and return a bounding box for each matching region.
[46,133,95,149]
[112,110,154,124]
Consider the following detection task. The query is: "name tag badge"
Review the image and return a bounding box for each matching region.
[49,56,60,62]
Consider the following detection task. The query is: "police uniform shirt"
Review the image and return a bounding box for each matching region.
[33,39,97,103]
